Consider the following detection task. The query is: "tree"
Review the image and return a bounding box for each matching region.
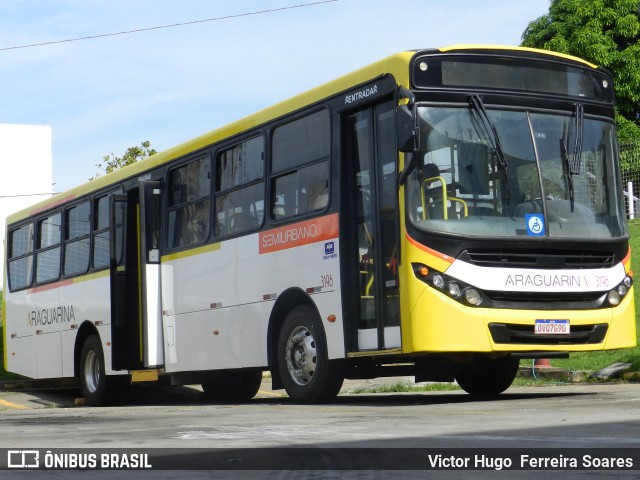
[521,0,640,140]
[92,140,157,179]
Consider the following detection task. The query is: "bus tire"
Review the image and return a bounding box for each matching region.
[202,369,262,402]
[79,334,118,406]
[277,305,344,404]
[455,355,519,397]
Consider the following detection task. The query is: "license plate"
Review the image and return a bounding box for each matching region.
[534,319,570,335]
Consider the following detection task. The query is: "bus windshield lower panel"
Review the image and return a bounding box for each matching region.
[406,106,627,240]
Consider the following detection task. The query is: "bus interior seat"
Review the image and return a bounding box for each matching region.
[232,212,257,233]
[307,179,329,211]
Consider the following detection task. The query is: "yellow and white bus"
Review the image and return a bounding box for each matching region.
[3,45,636,405]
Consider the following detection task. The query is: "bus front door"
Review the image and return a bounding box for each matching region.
[343,99,401,352]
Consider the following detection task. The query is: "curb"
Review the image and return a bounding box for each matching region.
[0,378,79,391]
[517,366,574,382]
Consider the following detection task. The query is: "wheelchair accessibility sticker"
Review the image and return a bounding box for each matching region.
[525,214,545,236]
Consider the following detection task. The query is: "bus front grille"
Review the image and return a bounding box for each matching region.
[484,291,607,309]
[461,249,617,269]
[489,323,608,345]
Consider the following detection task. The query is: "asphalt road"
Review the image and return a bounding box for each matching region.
[0,381,639,479]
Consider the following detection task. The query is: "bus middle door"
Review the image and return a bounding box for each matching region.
[109,182,164,371]
[138,180,164,368]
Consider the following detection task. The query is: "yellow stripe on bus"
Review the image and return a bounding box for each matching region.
[162,242,222,263]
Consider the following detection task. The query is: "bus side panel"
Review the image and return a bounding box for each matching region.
[163,309,242,372]
[161,240,241,373]
[59,273,114,377]
[59,278,84,377]
[235,232,270,367]
[240,214,345,361]
[35,286,63,378]
[237,233,273,367]
[4,290,37,378]
[6,286,63,379]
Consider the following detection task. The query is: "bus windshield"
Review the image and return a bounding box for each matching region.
[406,105,627,240]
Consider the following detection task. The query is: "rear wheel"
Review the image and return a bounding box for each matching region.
[277,305,344,403]
[79,334,120,406]
[455,355,519,397]
[202,369,262,402]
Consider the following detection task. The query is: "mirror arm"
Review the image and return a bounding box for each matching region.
[398,86,416,107]
[397,86,419,184]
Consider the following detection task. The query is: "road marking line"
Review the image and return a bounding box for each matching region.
[257,389,283,397]
[0,398,30,410]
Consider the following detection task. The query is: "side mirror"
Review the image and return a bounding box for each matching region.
[397,105,417,153]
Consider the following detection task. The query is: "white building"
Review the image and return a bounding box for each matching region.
[0,124,53,288]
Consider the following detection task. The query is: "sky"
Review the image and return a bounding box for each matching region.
[0,0,551,194]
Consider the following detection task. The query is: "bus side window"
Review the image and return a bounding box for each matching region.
[93,192,125,269]
[301,162,329,212]
[35,212,62,284]
[64,201,90,276]
[271,161,329,219]
[215,136,265,237]
[271,110,330,220]
[168,156,211,248]
[7,222,34,291]
[93,195,110,269]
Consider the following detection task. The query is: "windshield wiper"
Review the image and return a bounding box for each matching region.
[468,94,510,202]
[561,103,584,212]
[571,103,584,175]
[560,136,575,212]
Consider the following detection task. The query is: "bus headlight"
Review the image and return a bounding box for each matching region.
[448,282,461,297]
[412,263,484,307]
[607,275,632,306]
[432,274,445,289]
[465,288,482,306]
[607,290,621,306]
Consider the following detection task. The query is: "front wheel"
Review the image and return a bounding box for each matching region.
[455,355,519,397]
[79,334,119,406]
[277,305,344,403]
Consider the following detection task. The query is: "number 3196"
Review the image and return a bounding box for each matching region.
[321,274,334,288]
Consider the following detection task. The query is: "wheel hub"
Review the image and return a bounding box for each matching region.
[285,326,317,386]
[83,350,100,394]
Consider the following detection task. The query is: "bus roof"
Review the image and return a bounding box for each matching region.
[439,44,599,69]
[6,45,598,224]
